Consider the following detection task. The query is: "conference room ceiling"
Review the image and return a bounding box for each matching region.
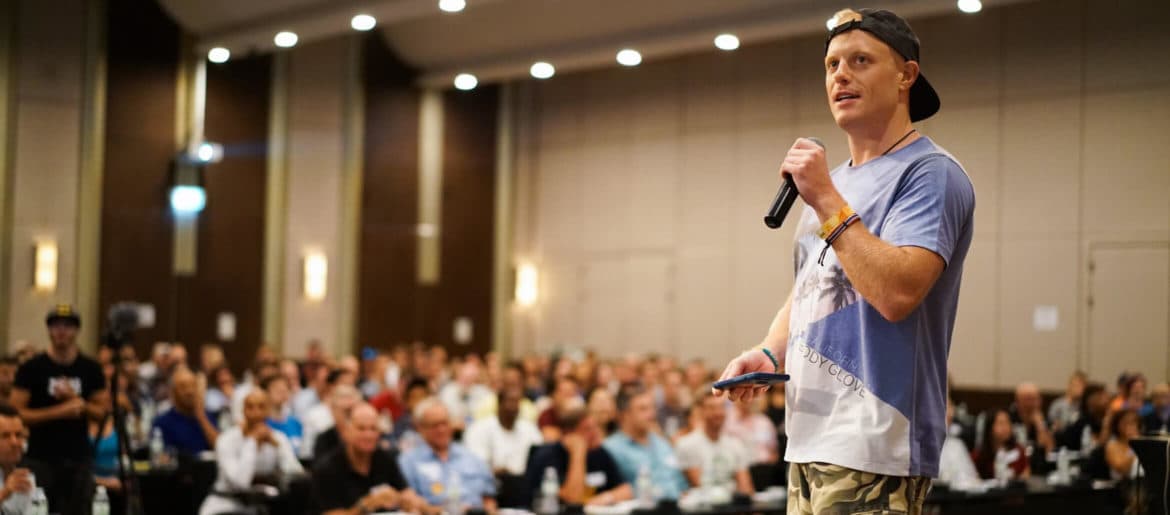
[158,0,1038,86]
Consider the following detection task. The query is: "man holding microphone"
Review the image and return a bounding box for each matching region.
[716,8,975,515]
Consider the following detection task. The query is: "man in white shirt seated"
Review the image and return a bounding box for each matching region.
[675,391,754,494]
[438,361,492,431]
[464,387,542,478]
[937,398,979,487]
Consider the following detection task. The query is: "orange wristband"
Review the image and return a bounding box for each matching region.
[817,204,855,240]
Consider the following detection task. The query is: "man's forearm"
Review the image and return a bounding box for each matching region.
[813,195,942,323]
[196,413,220,449]
[20,404,70,425]
[559,451,588,503]
[761,293,793,360]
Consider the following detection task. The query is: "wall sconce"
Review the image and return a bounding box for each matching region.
[34,242,57,292]
[303,252,328,301]
[515,263,538,307]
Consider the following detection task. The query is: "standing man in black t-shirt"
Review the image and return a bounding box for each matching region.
[11,305,105,515]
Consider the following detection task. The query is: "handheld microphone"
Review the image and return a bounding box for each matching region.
[764,137,825,229]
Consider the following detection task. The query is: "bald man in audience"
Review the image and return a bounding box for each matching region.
[312,403,419,514]
[1143,383,1170,435]
[152,368,219,454]
[1009,382,1054,474]
[306,384,361,460]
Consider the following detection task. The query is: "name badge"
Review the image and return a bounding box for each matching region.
[663,455,679,469]
[418,462,442,481]
[585,472,607,488]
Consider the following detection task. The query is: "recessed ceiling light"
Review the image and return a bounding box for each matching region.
[530,61,555,79]
[351,14,376,31]
[454,73,478,91]
[957,0,982,13]
[439,0,466,13]
[207,47,230,63]
[714,34,740,51]
[616,49,642,67]
[274,31,298,48]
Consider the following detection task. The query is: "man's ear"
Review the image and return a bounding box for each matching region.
[900,60,920,91]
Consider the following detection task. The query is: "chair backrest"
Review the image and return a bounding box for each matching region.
[1131,437,1169,515]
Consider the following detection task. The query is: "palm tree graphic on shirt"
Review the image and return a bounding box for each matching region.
[819,266,857,312]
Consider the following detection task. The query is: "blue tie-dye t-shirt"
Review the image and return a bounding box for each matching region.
[783,136,975,478]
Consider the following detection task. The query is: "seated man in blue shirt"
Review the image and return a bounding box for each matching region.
[152,368,218,455]
[398,398,497,512]
[603,386,689,500]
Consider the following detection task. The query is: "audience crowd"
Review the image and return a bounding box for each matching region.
[0,304,1166,514]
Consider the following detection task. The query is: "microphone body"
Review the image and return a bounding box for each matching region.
[764,137,825,229]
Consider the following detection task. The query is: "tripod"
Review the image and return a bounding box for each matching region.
[101,313,144,515]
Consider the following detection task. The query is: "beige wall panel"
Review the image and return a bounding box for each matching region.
[674,253,732,362]
[996,238,1080,389]
[999,98,1079,238]
[626,138,679,251]
[676,132,734,250]
[1081,89,1170,241]
[6,0,85,347]
[1084,0,1170,93]
[1001,1,1082,100]
[948,239,998,388]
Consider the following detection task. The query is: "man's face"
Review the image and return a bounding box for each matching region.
[417,405,453,452]
[501,368,523,391]
[172,372,198,410]
[406,386,429,409]
[0,416,25,468]
[346,406,381,454]
[1152,386,1170,409]
[0,365,15,388]
[825,30,909,130]
[663,372,684,404]
[573,414,603,449]
[554,380,579,406]
[499,389,523,426]
[624,393,657,434]
[1016,389,1040,415]
[243,391,270,427]
[267,379,290,407]
[47,322,78,348]
[700,396,726,434]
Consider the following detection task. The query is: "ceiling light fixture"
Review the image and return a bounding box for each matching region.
[957,0,982,13]
[454,73,478,91]
[351,14,377,31]
[714,34,740,51]
[616,49,642,66]
[530,61,555,79]
[438,0,466,13]
[207,47,230,63]
[274,31,298,48]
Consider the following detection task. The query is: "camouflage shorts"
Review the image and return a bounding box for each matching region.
[787,462,932,515]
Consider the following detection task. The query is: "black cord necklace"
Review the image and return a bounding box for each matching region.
[882,128,918,156]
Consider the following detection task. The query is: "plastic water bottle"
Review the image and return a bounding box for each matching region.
[1055,447,1071,483]
[150,427,166,467]
[443,470,463,515]
[993,450,1011,485]
[536,467,560,514]
[29,487,48,515]
[92,485,110,515]
[636,464,655,508]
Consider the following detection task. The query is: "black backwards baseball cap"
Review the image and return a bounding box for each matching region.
[45,304,81,327]
[826,8,941,122]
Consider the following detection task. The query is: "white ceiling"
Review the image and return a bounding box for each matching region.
[157,0,1037,87]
